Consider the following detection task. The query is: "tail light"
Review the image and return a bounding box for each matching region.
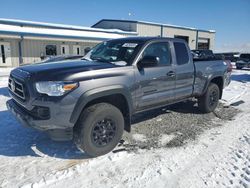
[225,60,232,72]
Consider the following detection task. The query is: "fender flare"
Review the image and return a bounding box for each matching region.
[201,74,224,97]
[69,85,133,124]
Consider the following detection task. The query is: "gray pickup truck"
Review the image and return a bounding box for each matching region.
[7,37,231,156]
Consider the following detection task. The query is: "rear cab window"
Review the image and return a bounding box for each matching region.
[174,42,189,65]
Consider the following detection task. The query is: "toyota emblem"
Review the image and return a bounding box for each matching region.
[11,80,15,92]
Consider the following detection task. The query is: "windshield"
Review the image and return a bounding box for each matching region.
[83,40,143,66]
[240,54,250,59]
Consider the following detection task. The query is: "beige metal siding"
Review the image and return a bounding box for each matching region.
[21,39,99,64]
[22,40,43,64]
[137,23,161,37]
[10,39,19,67]
[163,27,197,50]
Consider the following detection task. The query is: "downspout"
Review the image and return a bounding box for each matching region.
[160,25,163,37]
[196,30,199,50]
[18,35,24,66]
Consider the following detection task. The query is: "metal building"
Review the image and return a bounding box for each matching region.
[92,19,215,51]
[0,18,215,67]
[0,19,135,67]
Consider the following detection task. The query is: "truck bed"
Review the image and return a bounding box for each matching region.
[193,59,230,96]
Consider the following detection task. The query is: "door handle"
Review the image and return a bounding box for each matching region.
[166,71,175,77]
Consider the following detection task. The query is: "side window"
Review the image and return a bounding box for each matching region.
[45,45,57,56]
[142,42,171,66]
[174,42,189,65]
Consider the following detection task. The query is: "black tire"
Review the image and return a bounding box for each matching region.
[74,103,124,157]
[236,66,242,70]
[198,83,220,113]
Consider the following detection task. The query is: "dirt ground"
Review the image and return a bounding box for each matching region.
[120,100,239,151]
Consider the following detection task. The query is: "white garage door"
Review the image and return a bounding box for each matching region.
[73,45,81,55]
[61,45,70,55]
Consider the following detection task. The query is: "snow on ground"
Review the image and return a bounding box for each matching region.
[0,68,249,188]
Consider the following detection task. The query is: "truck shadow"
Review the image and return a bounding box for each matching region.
[0,101,200,159]
[0,87,10,97]
[0,110,88,159]
[231,74,250,83]
[132,100,201,124]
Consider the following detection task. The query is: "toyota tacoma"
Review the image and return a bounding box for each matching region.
[6,37,231,157]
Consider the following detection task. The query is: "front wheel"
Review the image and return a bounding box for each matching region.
[74,103,124,157]
[198,83,220,113]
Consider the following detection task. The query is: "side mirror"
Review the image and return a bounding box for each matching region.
[84,47,91,55]
[138,56,159,68]
[191,52,199,59]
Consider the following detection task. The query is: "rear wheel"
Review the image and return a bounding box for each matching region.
[74,103,124,157]
[198,83,220,113]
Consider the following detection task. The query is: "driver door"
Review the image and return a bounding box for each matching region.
[134,41,175,111]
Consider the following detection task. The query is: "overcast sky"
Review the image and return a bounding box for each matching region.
[1,0,249,52]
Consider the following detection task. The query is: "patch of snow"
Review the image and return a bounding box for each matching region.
[0,68,12,77]
[132,134,147,142]
[159,134,176,146]
[0,69,249,187]
[0,18,137,35]
[156,118,162,122]
[0,23,126,40]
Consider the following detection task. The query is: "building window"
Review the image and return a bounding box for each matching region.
[174,42,189,65]
[45,45,57,56]
[198,38,210,50]
[174,35,189,44]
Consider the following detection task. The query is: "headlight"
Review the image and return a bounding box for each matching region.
[35,81,78,96]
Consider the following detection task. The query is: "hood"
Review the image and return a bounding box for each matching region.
[16,60,116,81]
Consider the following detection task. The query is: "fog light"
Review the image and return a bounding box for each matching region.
[33,106,50,119]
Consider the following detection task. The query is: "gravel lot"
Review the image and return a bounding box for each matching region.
[121,100,239,151]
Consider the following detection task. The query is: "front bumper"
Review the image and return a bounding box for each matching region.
[6,99,74,131]
[6,99,74,141]
[7,99,51,130]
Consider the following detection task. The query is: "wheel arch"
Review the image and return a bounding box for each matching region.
[70,85,133,132]
[203,76,224,99]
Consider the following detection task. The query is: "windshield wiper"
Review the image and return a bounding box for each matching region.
[91,57,112,63]
[91,57,107,62]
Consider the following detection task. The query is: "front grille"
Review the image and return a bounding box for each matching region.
[8,77,26,101]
